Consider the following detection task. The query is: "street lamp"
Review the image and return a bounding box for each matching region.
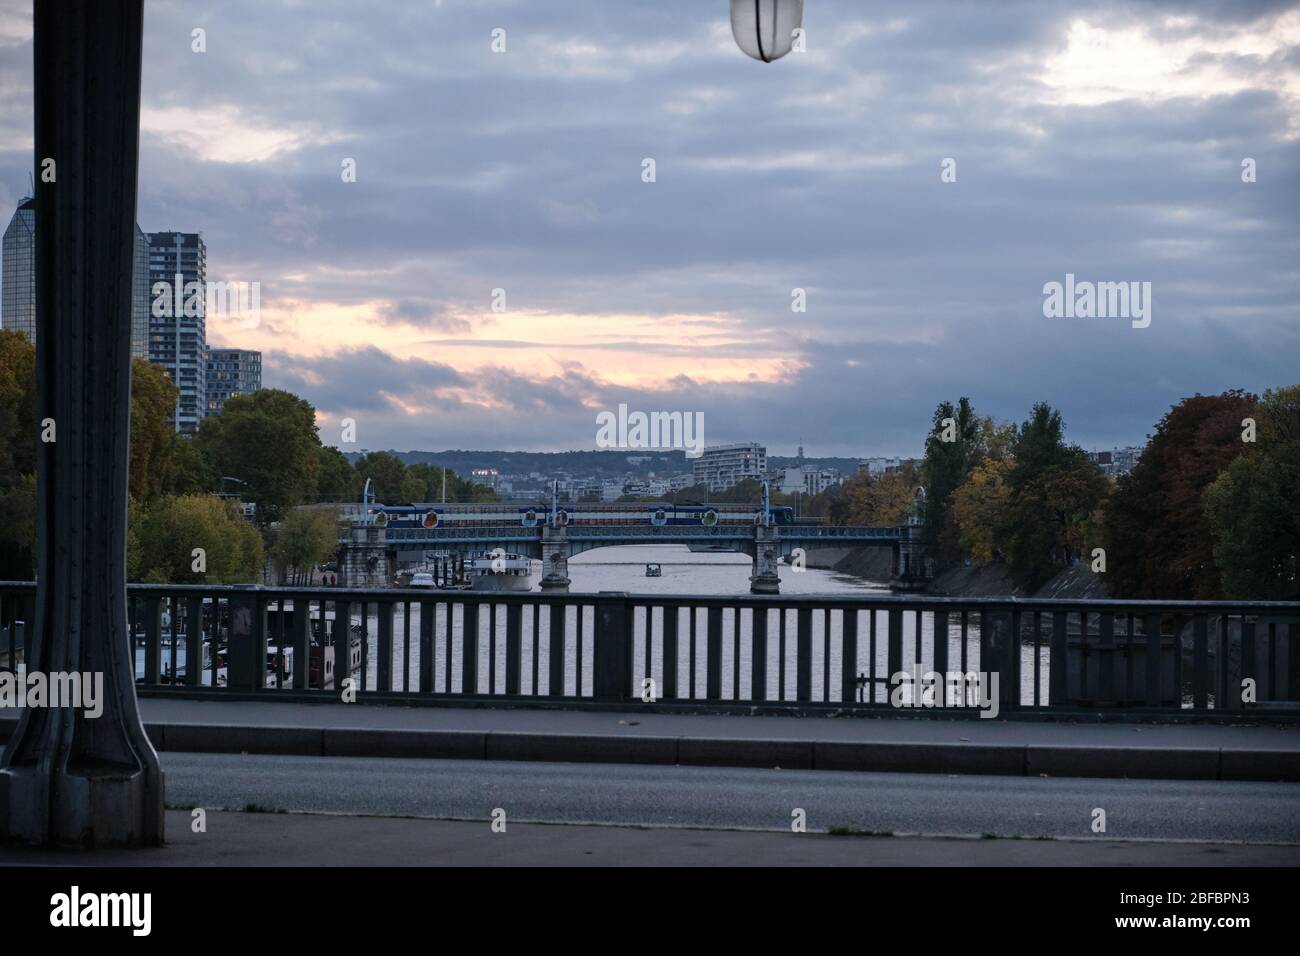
[730,0,804,62]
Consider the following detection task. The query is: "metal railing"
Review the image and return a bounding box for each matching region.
[1,582,1297,717]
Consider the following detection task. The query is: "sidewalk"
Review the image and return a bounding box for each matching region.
[5,698,1296,781]
[1,810,1297,866]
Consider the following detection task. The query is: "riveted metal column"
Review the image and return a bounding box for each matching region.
[0,0,163,847]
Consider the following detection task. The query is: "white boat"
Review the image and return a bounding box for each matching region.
[467,551,537,592]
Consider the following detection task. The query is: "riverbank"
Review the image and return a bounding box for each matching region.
[799,545,1106,599]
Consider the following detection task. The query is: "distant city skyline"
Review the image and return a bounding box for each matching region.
[1,0,1296,455]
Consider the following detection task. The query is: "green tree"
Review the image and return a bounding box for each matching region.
[0,472,36,578]
[270,507,340,585]
[920,398,982,560]
[1204,385,1300,600]
[195,389,322,524]
[1104,391,1256,598]
[129,358,184,500]
[133,495,265,583]
[354,450,407,502]
[1000,404,1108,589]
[0,329,36,481]
[317,445,360,502]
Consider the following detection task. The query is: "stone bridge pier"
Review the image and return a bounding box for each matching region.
[749,525,782,594]
[539,526,571,590]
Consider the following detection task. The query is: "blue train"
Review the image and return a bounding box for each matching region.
[364,503,796,529]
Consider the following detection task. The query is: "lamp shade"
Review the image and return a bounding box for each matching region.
[730,0,804,62]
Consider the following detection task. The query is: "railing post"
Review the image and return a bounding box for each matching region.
[593,594,631,703]
[839,609,858,705]
[707,606,724,700]
[796,607,813,702]
[292,596,310,690]
[226,589,266,691]
[663,606,679,700]
[377,599,393,692]
[505,603,522,695]
[1051,611,1068,705]
[141,594,162,685]
[418,601,435,693]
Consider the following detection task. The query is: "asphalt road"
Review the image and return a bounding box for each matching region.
[161,752,1300,843]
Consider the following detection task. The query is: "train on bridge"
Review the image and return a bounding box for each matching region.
[362,502,798,530]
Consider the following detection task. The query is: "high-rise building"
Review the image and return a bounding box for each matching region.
[205,348,262,415]
[693,442,767,491]
[147,231,207,434]
[1,198,35,343]
[2,197,149,360]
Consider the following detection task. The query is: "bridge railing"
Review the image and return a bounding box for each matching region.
[1,583,1296,717]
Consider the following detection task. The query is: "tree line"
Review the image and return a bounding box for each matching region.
[822,387,1299,600]
[0,331,495,584]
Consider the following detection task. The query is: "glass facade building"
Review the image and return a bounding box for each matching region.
[147,231,207,434]
[205,348,262,414]
[2,197,149,360]
[0,198,35,343]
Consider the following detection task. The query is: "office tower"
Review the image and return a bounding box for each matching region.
[0,198,35,343]
[2,197,149,359]
[147,231,207,434]
[205,347,262,414]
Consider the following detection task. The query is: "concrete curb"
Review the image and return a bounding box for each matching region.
[5,716,1298,780]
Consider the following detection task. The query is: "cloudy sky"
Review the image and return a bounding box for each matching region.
[1,0,1297,458]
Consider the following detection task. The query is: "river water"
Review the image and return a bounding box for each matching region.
[359,544,1049,706]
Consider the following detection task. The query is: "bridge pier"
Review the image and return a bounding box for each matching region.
[750,525,781,594]
[341,525,391,588]
[539,526,570,591]
[889,523,931,592]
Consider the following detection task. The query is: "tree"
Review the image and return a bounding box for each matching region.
[999,404,1108,590]
[354,450,407,502]
[0,472,36,579]
[1204,385,1300,600]
[270,507,340,585]
[1104,391,1256,599]
[920,398,982,560]
[0,329,36,481]
[317,445,360,502]
[950,457,1013,565]
[129,358,184,500]
[827,465,918,527]
[195,389,322,524]
[133,495,265,583]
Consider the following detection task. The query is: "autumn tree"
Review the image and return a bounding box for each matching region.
[1104,391,1256,598]
[828,465,919,527]
[950,457,1013,565]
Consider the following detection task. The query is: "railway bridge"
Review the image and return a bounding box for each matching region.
[338,502,928,594]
